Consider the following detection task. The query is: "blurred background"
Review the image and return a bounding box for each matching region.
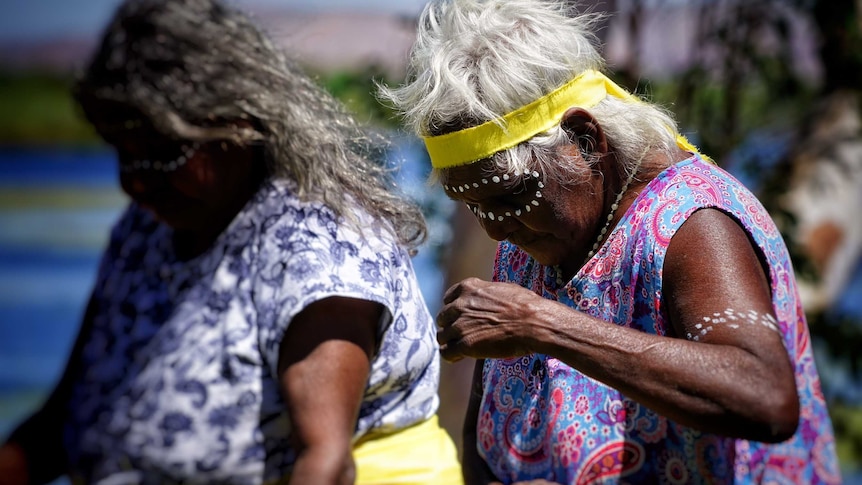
[0,0,860,482]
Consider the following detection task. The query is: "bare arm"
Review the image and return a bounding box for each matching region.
[437,209,798,443]
[278,296,382,485]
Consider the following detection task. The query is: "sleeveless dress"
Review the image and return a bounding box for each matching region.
[62,179,449,484]
[482,154,841,484]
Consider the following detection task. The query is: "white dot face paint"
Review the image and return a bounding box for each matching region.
[446,168,546,224]
[685,308,780,341]
[121,142,199,174]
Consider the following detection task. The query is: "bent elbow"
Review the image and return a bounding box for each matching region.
[759,388,800,443]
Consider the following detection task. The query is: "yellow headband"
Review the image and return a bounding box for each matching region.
[423,69,701,169]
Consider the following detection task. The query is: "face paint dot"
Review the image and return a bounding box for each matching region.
[515,209,521,216]
[531,200,539,206]
[482,179,488,184]
[497,215,504,221]
[488,212,495,219]
[536,191,542,198]
[502,174,509,181]
[473,183,479,188]
[538,182,545,188]
[492,176,500,183]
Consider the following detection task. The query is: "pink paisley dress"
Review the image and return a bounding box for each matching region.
[482,154,841,484]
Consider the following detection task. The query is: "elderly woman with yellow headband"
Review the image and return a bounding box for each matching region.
[380,0,840,483]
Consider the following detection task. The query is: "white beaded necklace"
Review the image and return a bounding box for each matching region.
[120,142,199,173]
[585,157,642,260]
[554,155,644,286]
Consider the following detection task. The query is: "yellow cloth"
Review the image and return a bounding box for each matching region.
[423,69,703,168]
[353,415,463,485]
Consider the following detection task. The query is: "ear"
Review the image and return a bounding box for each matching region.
[560,107,609,156]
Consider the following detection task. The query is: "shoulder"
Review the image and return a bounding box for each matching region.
[663,208,772,312]
[251,182,410,297]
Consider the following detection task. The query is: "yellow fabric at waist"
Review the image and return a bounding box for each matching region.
[353,415,463,485]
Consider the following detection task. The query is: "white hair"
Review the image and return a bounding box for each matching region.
[379,0,682,182]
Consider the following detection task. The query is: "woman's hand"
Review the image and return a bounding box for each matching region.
[436,278,547,362]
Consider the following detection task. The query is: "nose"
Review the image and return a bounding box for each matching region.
[478,211,520,241]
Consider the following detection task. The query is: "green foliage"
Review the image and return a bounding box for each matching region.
[641,72,818,163]
[0,68,400,145]
[831,401,862,475]
[316,67,402,130]
[0,70,100,145]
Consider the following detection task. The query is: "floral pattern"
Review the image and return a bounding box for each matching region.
[62,179,439,484]
[482,155,840,484]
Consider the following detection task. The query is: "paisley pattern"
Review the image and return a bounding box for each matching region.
[483,155,840,484]
[62,179,440,484]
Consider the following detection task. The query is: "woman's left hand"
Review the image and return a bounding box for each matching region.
[436,277,547,361]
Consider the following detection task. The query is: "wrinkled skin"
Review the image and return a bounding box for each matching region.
[438,109,799,485]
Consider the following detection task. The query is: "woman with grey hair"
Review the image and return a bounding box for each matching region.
[380,0,840,483]
[0,0,462,483]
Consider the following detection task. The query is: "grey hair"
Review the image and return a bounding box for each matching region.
[379,0,681,183]
[74,0,426,250]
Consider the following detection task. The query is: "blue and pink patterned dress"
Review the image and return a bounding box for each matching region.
[482,154,840,484]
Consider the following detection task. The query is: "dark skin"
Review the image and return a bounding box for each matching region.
[0,115,384,485]
[279,297,382,485]
[438,109,799,485]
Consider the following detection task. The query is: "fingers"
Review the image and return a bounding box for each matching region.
[436,313,465,362]
[438,278,487,362]
[441,279,463,305]
[435,301,457,330]
[438,342,464,363]
[437,304,469,362]
[441,276,485,305]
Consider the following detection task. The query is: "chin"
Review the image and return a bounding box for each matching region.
[514,244,563,268]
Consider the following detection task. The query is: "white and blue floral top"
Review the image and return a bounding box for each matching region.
[62,179,440,484]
